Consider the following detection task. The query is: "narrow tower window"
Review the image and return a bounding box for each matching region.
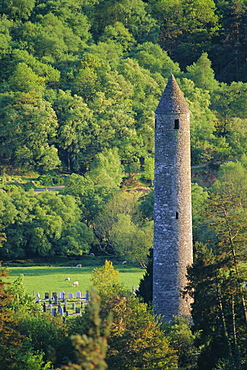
[174,119,179,129]
[175,212,179,219]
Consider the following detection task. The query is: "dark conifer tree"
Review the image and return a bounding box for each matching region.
[136,248,153,304]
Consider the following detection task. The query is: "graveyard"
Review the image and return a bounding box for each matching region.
[37,290,89,319]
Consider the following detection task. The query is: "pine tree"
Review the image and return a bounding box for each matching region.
[186,52,219,92]
[60,290,111,370]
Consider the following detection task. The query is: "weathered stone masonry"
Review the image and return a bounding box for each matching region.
[153,75,193,321]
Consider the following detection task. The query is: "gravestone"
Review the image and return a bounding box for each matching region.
[59,291,64,299]
[76,291,81,298]
[53,293,58,305]
[58,305,64,316]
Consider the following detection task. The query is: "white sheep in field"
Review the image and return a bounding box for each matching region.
[76,264,82,268]
[72,281,79,286]
[64,277,70,281]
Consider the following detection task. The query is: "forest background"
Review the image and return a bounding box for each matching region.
[1,0,247,369]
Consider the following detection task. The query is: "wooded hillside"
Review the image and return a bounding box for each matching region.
[0,0,247,174]
[2,1,247,369]
[0,0,247,262]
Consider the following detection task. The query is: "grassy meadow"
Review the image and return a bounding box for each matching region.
[5,265,145,298]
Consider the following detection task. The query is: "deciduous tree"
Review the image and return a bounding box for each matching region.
[0,269,24,369]
[0,91,60,171]
[89,261,177,369]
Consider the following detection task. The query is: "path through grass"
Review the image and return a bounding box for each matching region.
[6,265,145,298]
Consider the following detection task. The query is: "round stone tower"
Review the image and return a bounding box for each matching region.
[153,74,193,321]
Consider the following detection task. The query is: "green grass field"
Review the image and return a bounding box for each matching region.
[5,265,145,298]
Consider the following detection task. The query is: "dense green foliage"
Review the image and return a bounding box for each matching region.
[0,269,24,369]
[59,290,111,370]
[72,261,178,369]
[185,159,247,369]
[0,264,183,370]
[2,0,247,369]
[0,269,54,370]
[0,189,93,259]
[1,0,247,263]
[0,0,247,175]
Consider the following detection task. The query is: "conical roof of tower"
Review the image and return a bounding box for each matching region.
[155,74,189,114]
